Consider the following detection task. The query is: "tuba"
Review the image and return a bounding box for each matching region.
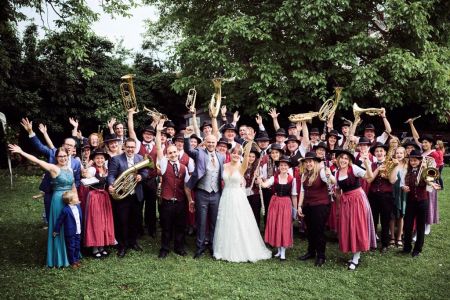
[143,106,168,121]
[111,158,155,200]
[353,103,383,118]
[318,87,343,121]
[288,111,319,123]
[120,74,138,112]
[209,78,224,118]
[186,87,197,113]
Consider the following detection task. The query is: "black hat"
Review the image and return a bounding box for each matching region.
[364,123,376,131]
[288,123,297,129]
[173,133,184,142]
[310,128,320,135]
[255,131,270,142]
[326,130,342,141]
[402,139,420,151]
[141,126,156,135]
[358,137,371,145]
[369,142,389,155]
[217,137,232,149]
[276,155,292,167]
[300,151,322,162]
[409,149,423,159]
[163,120,176,129]
[341,120,352,127]
[268,143,285,155]
[275,128,287,137]
[418,134,434,144]
[178,124,187,131]
[89,149,110,161]
[103,133,121,144]
[250,147,261,159]
[200,121,212,131]
[221,123,238,134]
[331,149,356,163]
[161,128,172,139]
[284,135,301,144]
[190,134,202,144]
[313,142,328,152]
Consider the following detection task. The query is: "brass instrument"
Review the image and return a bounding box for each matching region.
[353,103,383,118]
[143,106,168,121]
[416,156,439,185]
[120,74,138,112]
[288,111,319,123]
[209,78,224,118]
[186,87,197,113]
[111,158,155,200]
[380,141,398,179]
[318,87,343,122]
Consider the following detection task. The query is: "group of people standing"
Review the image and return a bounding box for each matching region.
[9,104,444,270]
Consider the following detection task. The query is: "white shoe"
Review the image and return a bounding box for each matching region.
[425,224,431,235]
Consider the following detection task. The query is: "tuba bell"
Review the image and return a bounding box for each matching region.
[186,87,197,113]
[353,103,383,118]
[111,158,154,200]
[120,74,138,112]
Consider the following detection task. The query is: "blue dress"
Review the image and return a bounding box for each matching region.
[46,168,74,267]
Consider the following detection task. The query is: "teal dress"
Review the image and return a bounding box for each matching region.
[393,172,407,219]
[46,168,74,267]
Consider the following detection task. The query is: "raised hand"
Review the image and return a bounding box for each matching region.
[156,119,165,131]
[380,107,386,118]
[255,114,263,125]
[268,108,279,119]
[8,144,22,154]
[107,117,116,129]
[38,123,47,134]
[20,118,33,134]
[233,111,240,123]
[220,105,227,116]
[127,107,137,115]
[69,117,79,129]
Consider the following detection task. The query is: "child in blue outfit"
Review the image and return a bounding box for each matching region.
[53,191,82,269]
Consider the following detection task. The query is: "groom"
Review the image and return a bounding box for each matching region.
[184,131,225,258]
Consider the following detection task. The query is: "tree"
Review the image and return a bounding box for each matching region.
[144,0,450,122]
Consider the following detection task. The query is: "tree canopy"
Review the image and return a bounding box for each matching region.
[144,0,450,122]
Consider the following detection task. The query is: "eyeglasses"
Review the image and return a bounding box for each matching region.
[57,155,68,158]
[125,146,136,149]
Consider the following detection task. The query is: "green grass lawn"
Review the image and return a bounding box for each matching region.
[0,170,449,299]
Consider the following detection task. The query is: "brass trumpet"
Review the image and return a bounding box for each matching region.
[111,158,155,200]
[143,106,168,121]
[186,87,197,113]
[288,111,319,123]
[120,74,138,112]
[353,103,383,118]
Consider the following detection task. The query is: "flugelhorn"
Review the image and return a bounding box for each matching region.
[186,87,197,113]
[209,78,224,118]
[288,111,319,123]
[318,87,343,122]
[353,103,383,118]
[143,106,168,121]
[111,158,155,200]
[120,74,138,112]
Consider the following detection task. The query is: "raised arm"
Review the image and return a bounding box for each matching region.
[255,114,266,132]
[300,121,310,149]
[38,123,55,149]
[268,108,280,131]
[107,117,116,135]
[380,108,392,134]
[69,117,79,139]
[155,119,165,160]
[231,111,240,128]
[21,117,56,158]
[239,141,253,175]
[127,108,138,140]
[191,108,201,137]
[8,144,59,177]
[406,118,420,144]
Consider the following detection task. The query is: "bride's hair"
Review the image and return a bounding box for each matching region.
[230,144,243,156]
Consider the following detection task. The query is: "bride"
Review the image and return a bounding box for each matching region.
[213,142,272,262]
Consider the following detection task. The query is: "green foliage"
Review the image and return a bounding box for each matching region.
[0,170,449,298]
[144,0,450,121]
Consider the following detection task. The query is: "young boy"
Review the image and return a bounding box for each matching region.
[53,191,82,269]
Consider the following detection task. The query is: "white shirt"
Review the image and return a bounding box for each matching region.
[337,164,366,180]
[158,157,190,183]
[178,149,195,173]
[300,168,330,192]
[69,205,81,234]
[265,176,298,196]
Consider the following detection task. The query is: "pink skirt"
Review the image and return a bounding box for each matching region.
[427,190,439,225]
[338,188,371,253]
[264,195,293,248]
[84,190,116,247]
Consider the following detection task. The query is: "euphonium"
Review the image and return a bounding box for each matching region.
[143,106,168,121]
[353,103,383,118]
[120,74,138,112]
[318,87,343,121]
[186,87,197,113]
[288,111,319,123]
[416,156,439,185]
[209,78,223,118]
[111,158,154,200]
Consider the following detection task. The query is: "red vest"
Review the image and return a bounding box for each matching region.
[405,170,428,201]
[179,152,190,167]
[369,162,393,193]
[138,143,157,178]
[303,173,329,207]
[161,162,186,201]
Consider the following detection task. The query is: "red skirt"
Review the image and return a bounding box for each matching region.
[84,190,116,247]
[77,185,90,214]
[360,179,370,195]
[264,195,293,248]
[327,201,338,233]
[338,188,369,253]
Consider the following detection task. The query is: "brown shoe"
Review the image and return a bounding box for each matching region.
[70,263,80,270]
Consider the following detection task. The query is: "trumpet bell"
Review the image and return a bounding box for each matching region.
[353,103,383,117]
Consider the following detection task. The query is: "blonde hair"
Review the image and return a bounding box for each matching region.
[302,159,321,186]
[62,191,79,205]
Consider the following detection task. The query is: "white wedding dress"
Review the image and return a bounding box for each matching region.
[213,169,272,262]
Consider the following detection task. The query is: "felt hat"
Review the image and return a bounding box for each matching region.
[268,143,285,155]
[221,123,238,134]
[326,129,341,141]
[103,133,121,144]
[89,149,110,161]
[331,149,356,163]
[300,151,322,162]
[217,137,232,149]
[369,142,389,155]
[284,135,301,145]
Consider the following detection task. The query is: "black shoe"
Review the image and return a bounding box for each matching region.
[298,252,315,261]
[193,250,204,259]
[401,248,412,254]
[117,248,126,258]
[315,258,326,267]
[131,244,143,251]
[158,250,168,259]
[93,251,102,259]
[411,251,421,258]
[380,247,388,254]
[174,250,188,257]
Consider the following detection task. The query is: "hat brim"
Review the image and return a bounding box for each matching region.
[276,160,292,167]
[402,142,420,150]
[284,139,300,145]
[89,152,110,161]
[200,124,212,131]
[331,149,356,163]
[103,138,121,143]
[217,142,232,149]
[418,137,434,144]
[299,156,322,163]
[268,147,285,155]
[369,145,389,155]
[326,134,342,141]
